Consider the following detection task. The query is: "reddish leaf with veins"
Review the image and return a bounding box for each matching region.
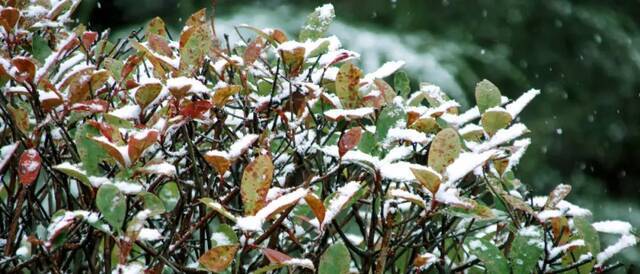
[338,127,362,157]
[18,149,42,185]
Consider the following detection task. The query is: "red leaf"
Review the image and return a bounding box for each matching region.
[338,127,362,157]
[87,120,119,143]
[180,100,213,119]
[81,31,98,50]
[18,149,41,185]
[70,99,109,113]
[262,248,292,264]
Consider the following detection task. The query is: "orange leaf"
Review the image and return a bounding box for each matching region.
[304,193,326,224]
[18,149,41,185]
[338,127,362,157]
[127,129,159,165]
[11,57,36,83]
[198,244,239,272]
[243,36,264,66]
[180,99,213,119]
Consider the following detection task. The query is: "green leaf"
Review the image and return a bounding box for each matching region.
[241,155,274,216]
[335,62,363,109]
[475,79,501,113]
[96,184,127,231]
[466,237,509,274]
[158,182,180,212]
[299,4,335,41]
[75,123,108,175]
[428,128,461,174]
[394,70,411,98]
[510,226,544,273]
[31,35,52,64]
[319,241,350,274]
[571,217,599,273]
[376,105,405,141]
[481,108,512,136]
[211,224,238,247]
[137,192,166,216]
[53,162,91,187]
[358,131,378,155]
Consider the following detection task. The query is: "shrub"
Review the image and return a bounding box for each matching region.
[0,1,636,273]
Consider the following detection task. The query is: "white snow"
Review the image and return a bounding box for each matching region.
[531,196,592,217]
[236,188,308,232]
[596,234,637,265]
[316,3,335,20]
[505,89,540,118]
[228,134,259,159]
[379,161,423,182]
[445,150,496,184]
[141,161,176,177]
[108,105,141,120]
[389,189,426,208]
[284,258,315,270]
[473,123,528,152]
[166,77,209,95]
[363,60,405,83]
[138,228,162,241]
[321,182,361,229]
[592,220,633,235]
[386,128,430,144]
[324,107,374,121]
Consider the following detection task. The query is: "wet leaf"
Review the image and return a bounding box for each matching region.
[18,149,41,185]
[146,17,168,40]
[159,182,180,212]
[304,193,326,224]
[545,184,572,209]
[54,163,91,187]
[11,57,36,83]
[138,192,166,216]
[0,7,19,33]
[180,99,213,119]
[318,241,350,274]
[475,79,502,113]
[199,244,239,272]
[279,45,305,76]
[127,129,159,165]
[394,70,411,98]
[179,24,212,75]
[241,155,274,216]
[243,36,264,66]
[465,237,509,274]
[96,184,126,231]
[335,62,362,109]
[481,108,512,136]
[510,226,544,273]
[428,128,461,174]
[76,123,108,175]
[31,35,52,63]
[338,127,362,157]
[212,85,241,107]
[134,82,163,110]
[410,166,442,194]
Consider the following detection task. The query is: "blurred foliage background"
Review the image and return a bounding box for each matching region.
[75,0,640,265]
